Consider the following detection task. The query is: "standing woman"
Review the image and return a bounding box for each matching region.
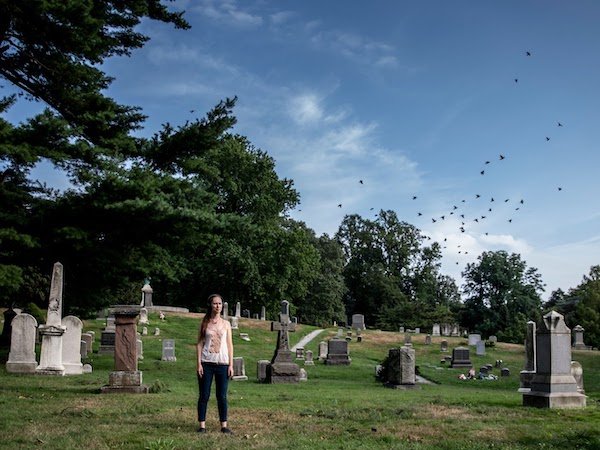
[197,294,234,433]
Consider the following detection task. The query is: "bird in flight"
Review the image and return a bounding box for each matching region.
[508,219,512,223]
[480,170,485,175]
[337,204,342,208]
[475,194,481,198]
[514,78,518,83]
[558,187,562,191]
[412,196,418,200]
[417,212,422,216]
[499,154,505,160]
[558,122,563,127]
[432,218,437,223]
[359,180,364,184]
[546,137,550,141]
[370,207,374,210]
[526,51,531,56]
[485,160,490,165]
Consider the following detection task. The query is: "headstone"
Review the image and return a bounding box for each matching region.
[357,329,362,343]
[468,334,481,346]
[450,347,472,368]
[415,327,420,334]
[519,320,536,393]
[399,326,405,333]
[451,325,460,336]
[141,281,153,307]
[101,306,149,393]
[383,346,418,389]
[80,340,87,359]
[351,314,365,330]
[336,328,343,338]
[299,368,308,382]
[154,327,160,336]
[489,335,498,344]
[252,313,259,319]
[36,262,67,375]
[161,339,176,361]
[239,333,251,342]
[292,316,298,324]
[222,302,229,320]
[105,316,116,331]
[260,306,266,321]
[440,340,448,352]
[1,307,18,347]
[485,363,493,371]
[81,333,93,355]
[6,313,38,373]
[572,325,588,350]
[304,350,315,365]
[476,340,486,356]
[257,360,270,382]
[425,335,432,345]
[87,330,95,342]
[295,347,305,360]
[62,315,84,375]
[83,364,93,373]
[501,368,510,377]
[522,311,586,408]
[137,337,143,360]
[570,361,584,394]
[159,311,165,321]
[243,309,250,319]
[318,341,328,360]
[138,307,149,325]
[142,326,148,336]
[325,338,351,365]
[441,323,451,336]
[230,316,239,330]
[479,366,489,376]
[432,323,441,336]
[232,357,248,381]
[267,300,300,383]
[404,333,412,345]
[235,302,241,318]
[345,330,352,342]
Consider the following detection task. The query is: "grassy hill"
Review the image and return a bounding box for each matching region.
[1,311,599,449]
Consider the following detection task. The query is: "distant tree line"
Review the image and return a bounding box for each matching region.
[1,1,597,348]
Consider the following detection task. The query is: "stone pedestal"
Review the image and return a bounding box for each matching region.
[450,346,472,368]
[36,324,66,375]
[523,311,586,408]
[101,306,148,394]
[384,346,419,389]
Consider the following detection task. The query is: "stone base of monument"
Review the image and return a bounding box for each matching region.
[101,370,149,394]
[325,354,351,365]
[268,362,300,383]
[6,361,37,374]
[63,362,84,375]
[523,391,586,408]
[384,382,421,390]
[35,365,65,376]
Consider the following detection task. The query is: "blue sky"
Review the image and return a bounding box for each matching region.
[4,0,600,298]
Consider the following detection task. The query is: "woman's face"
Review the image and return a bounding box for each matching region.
[210,296,223,315]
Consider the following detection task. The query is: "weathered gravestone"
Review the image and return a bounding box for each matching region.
[232,357,248,381]
[425,335,432,345]
[37,262,66,375]
[441,323,451,336]
[519,320,536,393]
[468,334,481,346]
[137,337,143,360]
[81,333,93,356]
[489,335,498,344]
[154,327,160,336]
[571,361,584,394]
[404,333,412,345]
[476,340,486,356]
[479,366,489,376]
[243,309,250,319]
[101,306,149,394]
[351,314,366,330]
[235,302,241,318]
[62,315,84,375]
[501,368,510,377]
[138,307,149,325]
[142,326,148,336]
[304,350,315,366]
[450,347,472,368]
[267,300,300,383]
[522,311,586,408]
[222,302,229,320]
[440,340,448,352]
[257,360,270,383]
[295,347,305,360]
[451,325,460,336]
[260,306,266,321]
[432,323,441,337]
[6,313,38,373]
[318,341,328,360]
[572,325,589,350]
[98,314,116,355]
[325,338,351,365]
[383,346,419,389]
[161,339,176,361]
[230,316,239,330]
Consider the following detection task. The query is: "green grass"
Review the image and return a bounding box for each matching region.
[1,312,599,449]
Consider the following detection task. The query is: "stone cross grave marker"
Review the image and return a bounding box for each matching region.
[268,300,300,383]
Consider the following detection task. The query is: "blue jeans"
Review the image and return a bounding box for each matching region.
[197,362,229,422]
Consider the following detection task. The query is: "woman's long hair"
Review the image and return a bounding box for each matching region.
[199,294,222,341]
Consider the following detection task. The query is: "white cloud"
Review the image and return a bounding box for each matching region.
[270,11,295,25]
[193,0,263,28]
[288,93,323,124]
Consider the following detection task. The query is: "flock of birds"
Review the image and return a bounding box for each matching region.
[326,50,566,267]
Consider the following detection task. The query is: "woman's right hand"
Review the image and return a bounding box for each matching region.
[197,364,203,377]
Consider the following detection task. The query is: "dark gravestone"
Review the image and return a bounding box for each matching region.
[501,368,510,377]
[450,347,472,368]
[325,338,351,365]
[1,308,18,347]
[257,360,270,383]
[267,300,300,383]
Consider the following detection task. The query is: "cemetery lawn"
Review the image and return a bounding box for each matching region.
[1,313,599,450]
